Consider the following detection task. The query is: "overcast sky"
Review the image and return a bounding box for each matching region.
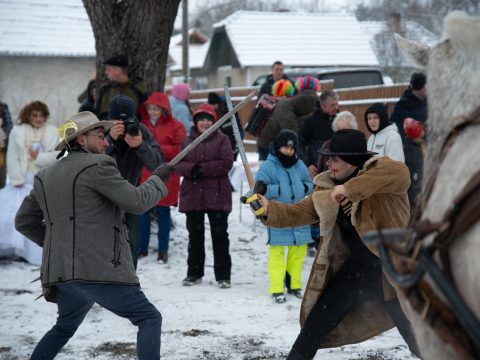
[174,0,365,29]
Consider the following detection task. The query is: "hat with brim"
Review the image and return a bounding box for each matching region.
[318,129,377,157]
[55,111,114,151]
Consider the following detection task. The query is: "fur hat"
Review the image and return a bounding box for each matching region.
[55,112,114,151]
[172,83,190,101]
[103,55,128,68]
[272,79,295,97]
[410,72,426,90]
[295,76,320,93]
[108,95,136,120]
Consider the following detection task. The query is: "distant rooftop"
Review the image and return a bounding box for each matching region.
[168,29,209,72]
[210,11,379,67]
[0,0,95,57]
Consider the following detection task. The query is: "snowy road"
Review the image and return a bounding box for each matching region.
[0,189,417,359]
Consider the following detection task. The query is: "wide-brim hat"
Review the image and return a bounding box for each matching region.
[318,129,377,157]
[55,111,114,151]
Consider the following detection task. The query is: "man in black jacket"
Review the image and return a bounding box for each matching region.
[106,95,165,268]
[259,61,290,97]
[298,90,339,178]
[390,72,427,210]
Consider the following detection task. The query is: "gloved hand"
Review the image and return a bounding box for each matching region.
[253,180,267,195]
[153,163,172,182]
[191,163,202,181]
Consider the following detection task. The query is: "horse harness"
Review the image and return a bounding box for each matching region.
[376,109,480,359]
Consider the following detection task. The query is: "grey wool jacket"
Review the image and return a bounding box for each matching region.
[15,151,167,302]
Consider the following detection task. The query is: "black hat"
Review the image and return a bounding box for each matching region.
[207,92,224,105]
[108,95,136,120]
[318,129,377,157]
[103,55,128,68]
[274,129,298,150]
[410,72,426,90]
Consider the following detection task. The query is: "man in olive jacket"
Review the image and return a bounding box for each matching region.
[15,111,171,360]
[256,129,420,360]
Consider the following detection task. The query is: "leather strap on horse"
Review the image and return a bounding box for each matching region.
[405,280,477,359]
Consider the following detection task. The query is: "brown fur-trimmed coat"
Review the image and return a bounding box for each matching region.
[265,156,410,348]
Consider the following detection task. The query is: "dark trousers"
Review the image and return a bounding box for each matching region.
[288,258,420,359]
[185,211,231,281]
[30,282,162,360]
[138,206,171,253]
[258,146,269,161]
[125,212,141,269]
[404,144,424,211]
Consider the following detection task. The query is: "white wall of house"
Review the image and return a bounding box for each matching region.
[0,56,95,125]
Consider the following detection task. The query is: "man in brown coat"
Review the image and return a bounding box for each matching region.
[256,129,420,359]
[15,112,171,360]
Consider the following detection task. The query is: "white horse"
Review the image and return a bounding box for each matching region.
[391,11,480,360]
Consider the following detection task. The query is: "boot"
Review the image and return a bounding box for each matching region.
[286,348,310,360]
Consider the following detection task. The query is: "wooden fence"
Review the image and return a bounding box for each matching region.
[189,82,409,151]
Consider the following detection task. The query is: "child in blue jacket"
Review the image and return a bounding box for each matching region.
[255,129,313,303]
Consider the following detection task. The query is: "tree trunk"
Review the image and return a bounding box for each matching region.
[82,0,181,92]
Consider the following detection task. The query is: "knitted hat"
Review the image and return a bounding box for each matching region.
[295,76,320,93]
[410,72,426,90]
[274,129,298,150]
[193,103,217,124]
[108,95,136,120]
[172,83,190,101]
[272,79,295,97]
[103,55,128,68]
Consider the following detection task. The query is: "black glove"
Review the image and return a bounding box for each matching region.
[303,183,309,194]
[191,163,202,181]
[253,180,267,195]
[153,163,172,182]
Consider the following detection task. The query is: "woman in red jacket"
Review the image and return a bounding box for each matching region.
[138,92,186,263]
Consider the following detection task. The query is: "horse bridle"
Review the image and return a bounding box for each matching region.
[364,110,480,359]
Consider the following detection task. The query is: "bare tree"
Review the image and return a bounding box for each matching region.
[82,0,181,92]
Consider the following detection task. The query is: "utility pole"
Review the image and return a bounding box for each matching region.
[182,0,189,84]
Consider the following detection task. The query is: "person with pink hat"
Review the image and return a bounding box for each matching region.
[169,83,193,132]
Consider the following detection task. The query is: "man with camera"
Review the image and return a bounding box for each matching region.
[106,94,165,269]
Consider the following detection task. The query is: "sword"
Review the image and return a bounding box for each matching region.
[168,89,258,167]
[224,85,265,218]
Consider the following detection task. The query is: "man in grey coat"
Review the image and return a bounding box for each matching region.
[15,111,171,360]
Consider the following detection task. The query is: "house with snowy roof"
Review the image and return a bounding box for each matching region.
[0,0,95,121]
[196,10,380,88]
[0,0,209,121]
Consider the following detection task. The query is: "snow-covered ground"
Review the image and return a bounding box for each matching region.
[0,163,417,360]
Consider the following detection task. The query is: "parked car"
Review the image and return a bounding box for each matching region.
[252,67,385,89]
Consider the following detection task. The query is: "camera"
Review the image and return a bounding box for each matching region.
[119,113,140,136]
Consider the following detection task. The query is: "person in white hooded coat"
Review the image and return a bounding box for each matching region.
[364,103,404,163]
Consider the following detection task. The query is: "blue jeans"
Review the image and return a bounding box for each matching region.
[30,282,162,360]
[139,206,171,253]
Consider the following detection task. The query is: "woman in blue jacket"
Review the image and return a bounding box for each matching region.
[255,129,313,303]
